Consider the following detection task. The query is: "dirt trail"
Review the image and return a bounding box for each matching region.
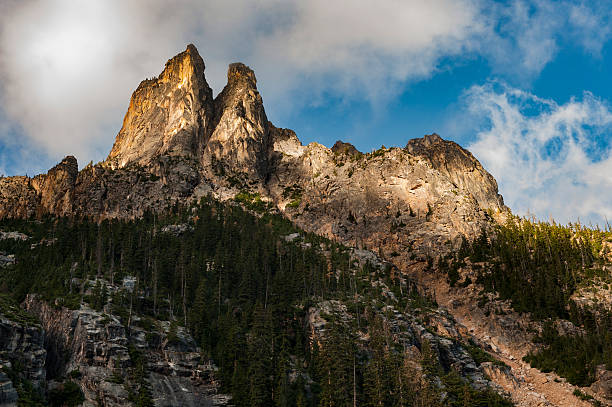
[413,266,599,407]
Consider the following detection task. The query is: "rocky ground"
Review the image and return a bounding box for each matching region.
[0,284,229,407]
[412,260,611,407]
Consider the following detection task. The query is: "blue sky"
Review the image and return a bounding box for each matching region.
[0,0,610,225]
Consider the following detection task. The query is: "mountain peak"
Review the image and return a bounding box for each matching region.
[106,44,214,169]
[158,44,206,85]
[227,62,256,87]
[203,61,270,179]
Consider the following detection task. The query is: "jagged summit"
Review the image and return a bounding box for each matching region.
[105,45,271,180]
[206,60,270,179]
[227,62,257,86]
[106,44,214,169]
[157,43,207,86]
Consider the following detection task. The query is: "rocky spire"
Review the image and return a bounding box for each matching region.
[203,62,271,180]
[106,44,214,169]
[30,156,78,216]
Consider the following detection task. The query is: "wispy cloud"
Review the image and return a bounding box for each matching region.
[479,0,612,81]
[466,83,612,225]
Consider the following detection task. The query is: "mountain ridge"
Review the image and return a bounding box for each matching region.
[0,44,506,259]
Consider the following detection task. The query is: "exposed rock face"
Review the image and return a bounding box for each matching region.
[32,155,78,216]
[24,293,228,407]
[106,44,214,169]
[592,365,612,403]
[405,134,504,211]
[0,176,39,219]
[0,317,46,384]
[204,62,271,180]
[0,369,18,406]
[331,140,360,157]
[0,310,46,406]
[0,156,77,218]
[268,133,505,259]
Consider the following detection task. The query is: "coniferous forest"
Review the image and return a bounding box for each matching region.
[443,216,612,387]
[0,197,513,406]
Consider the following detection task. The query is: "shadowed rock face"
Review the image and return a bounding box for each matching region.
[0,44,506,258]
[0,310,46,405]
[331,140,360,157]
[204,62,271,180]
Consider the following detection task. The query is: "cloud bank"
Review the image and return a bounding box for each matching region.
[467,83,612,225]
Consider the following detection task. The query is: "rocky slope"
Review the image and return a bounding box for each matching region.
[23,293,229,407]
[0,290,229,407]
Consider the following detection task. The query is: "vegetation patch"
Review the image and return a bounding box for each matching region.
[233,190,269,213]
[451,215,612,386]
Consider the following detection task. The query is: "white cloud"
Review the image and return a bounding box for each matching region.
[466,83,612,225]
[0,0,610,175]
[0,0,204,168]
[568,1,612,55]
[252,0,482,101]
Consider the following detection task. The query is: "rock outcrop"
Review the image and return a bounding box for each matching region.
[106,44,214,170]
[592,365,612,402]
[0,176,39,219]
[0,156,78,218]
[32,155,78,216]
[0,316,46,384]
[0,303,46,406]
[204,62,271,180]
[405,134,504,211]
[24,292,229,407]
[331,140,360,157]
